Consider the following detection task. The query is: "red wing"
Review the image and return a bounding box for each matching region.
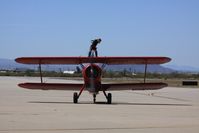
[19,82,167,91]
[18,83,83,90]
[97,57,171,64]
[101,83,168,91]
[15,57,171,65]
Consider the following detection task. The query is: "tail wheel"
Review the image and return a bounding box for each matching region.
[107,93,112,104]
[73,92,78,103]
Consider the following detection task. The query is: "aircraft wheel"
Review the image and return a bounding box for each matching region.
[73,92,78,103]
[93,98,96,103]
[107,93,112,104]
[93,94,96,103]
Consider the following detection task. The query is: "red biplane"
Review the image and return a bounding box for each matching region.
[15,52,171,104]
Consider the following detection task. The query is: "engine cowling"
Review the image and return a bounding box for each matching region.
[82,64,102,92]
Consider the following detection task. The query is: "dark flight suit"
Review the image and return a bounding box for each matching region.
[88,39,101,57]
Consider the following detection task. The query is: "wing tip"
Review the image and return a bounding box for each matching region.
[15,57,27,64]
[15,57,20,63]
[165,57,172,63]
[18,83,30,88]
[160,83,168,88]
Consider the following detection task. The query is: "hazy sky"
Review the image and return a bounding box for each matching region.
[0,0,199,67]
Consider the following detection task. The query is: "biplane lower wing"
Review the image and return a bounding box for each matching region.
[19,82,167,91]
[101,83,168,91]
[19,83,83,90]
[15,56,171,65]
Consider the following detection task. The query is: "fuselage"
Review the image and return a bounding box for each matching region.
[82,64,102,94]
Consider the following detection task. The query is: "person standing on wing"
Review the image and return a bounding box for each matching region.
[88,38,101,57]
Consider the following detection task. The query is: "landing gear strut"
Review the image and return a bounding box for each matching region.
[73,85,85,104]
[103,91,112,104]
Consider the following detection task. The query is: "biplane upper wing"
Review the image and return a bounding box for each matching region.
[15,56,171,65]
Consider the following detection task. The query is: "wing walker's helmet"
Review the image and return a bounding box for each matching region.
[98,38,102,43]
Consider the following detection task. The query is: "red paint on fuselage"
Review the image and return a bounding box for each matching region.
[82,64,102,93]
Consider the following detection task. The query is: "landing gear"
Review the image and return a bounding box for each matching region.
[103,91,112,104]
[73,92,78,103]
[93,94,96,103]
[73,86,112,104]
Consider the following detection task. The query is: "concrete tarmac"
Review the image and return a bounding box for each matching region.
[0,76,199,133]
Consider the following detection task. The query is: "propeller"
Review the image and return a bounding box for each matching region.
[89,50,96,93]
[90,65,95,93]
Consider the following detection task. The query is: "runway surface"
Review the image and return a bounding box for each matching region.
[0,76,199,133]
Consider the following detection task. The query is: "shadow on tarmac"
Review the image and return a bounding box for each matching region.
[29,101,191,106]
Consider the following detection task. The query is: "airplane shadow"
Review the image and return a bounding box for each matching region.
[28,101,191,106]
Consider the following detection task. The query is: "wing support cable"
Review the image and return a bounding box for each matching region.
[38,62,43,83]
[101,63,106,70]
[80,64,84,69]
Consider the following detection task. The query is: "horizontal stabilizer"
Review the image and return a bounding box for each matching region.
[15,56,171,65]
[18,83,83,90]
[101,83,168,91]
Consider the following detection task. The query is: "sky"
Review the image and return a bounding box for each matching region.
[0,0,199,67]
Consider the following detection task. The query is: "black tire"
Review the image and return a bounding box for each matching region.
[73,92,78,103]
[107,93,112,104]
[93,94,96,103]
[93,98,96,103]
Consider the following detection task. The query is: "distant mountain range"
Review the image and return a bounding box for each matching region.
[0,58,189,73]
[166,65,199,72]
[0,58,76,72]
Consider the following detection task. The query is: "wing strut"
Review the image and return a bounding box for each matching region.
[144,63,148,83]
[39,63,43,83]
